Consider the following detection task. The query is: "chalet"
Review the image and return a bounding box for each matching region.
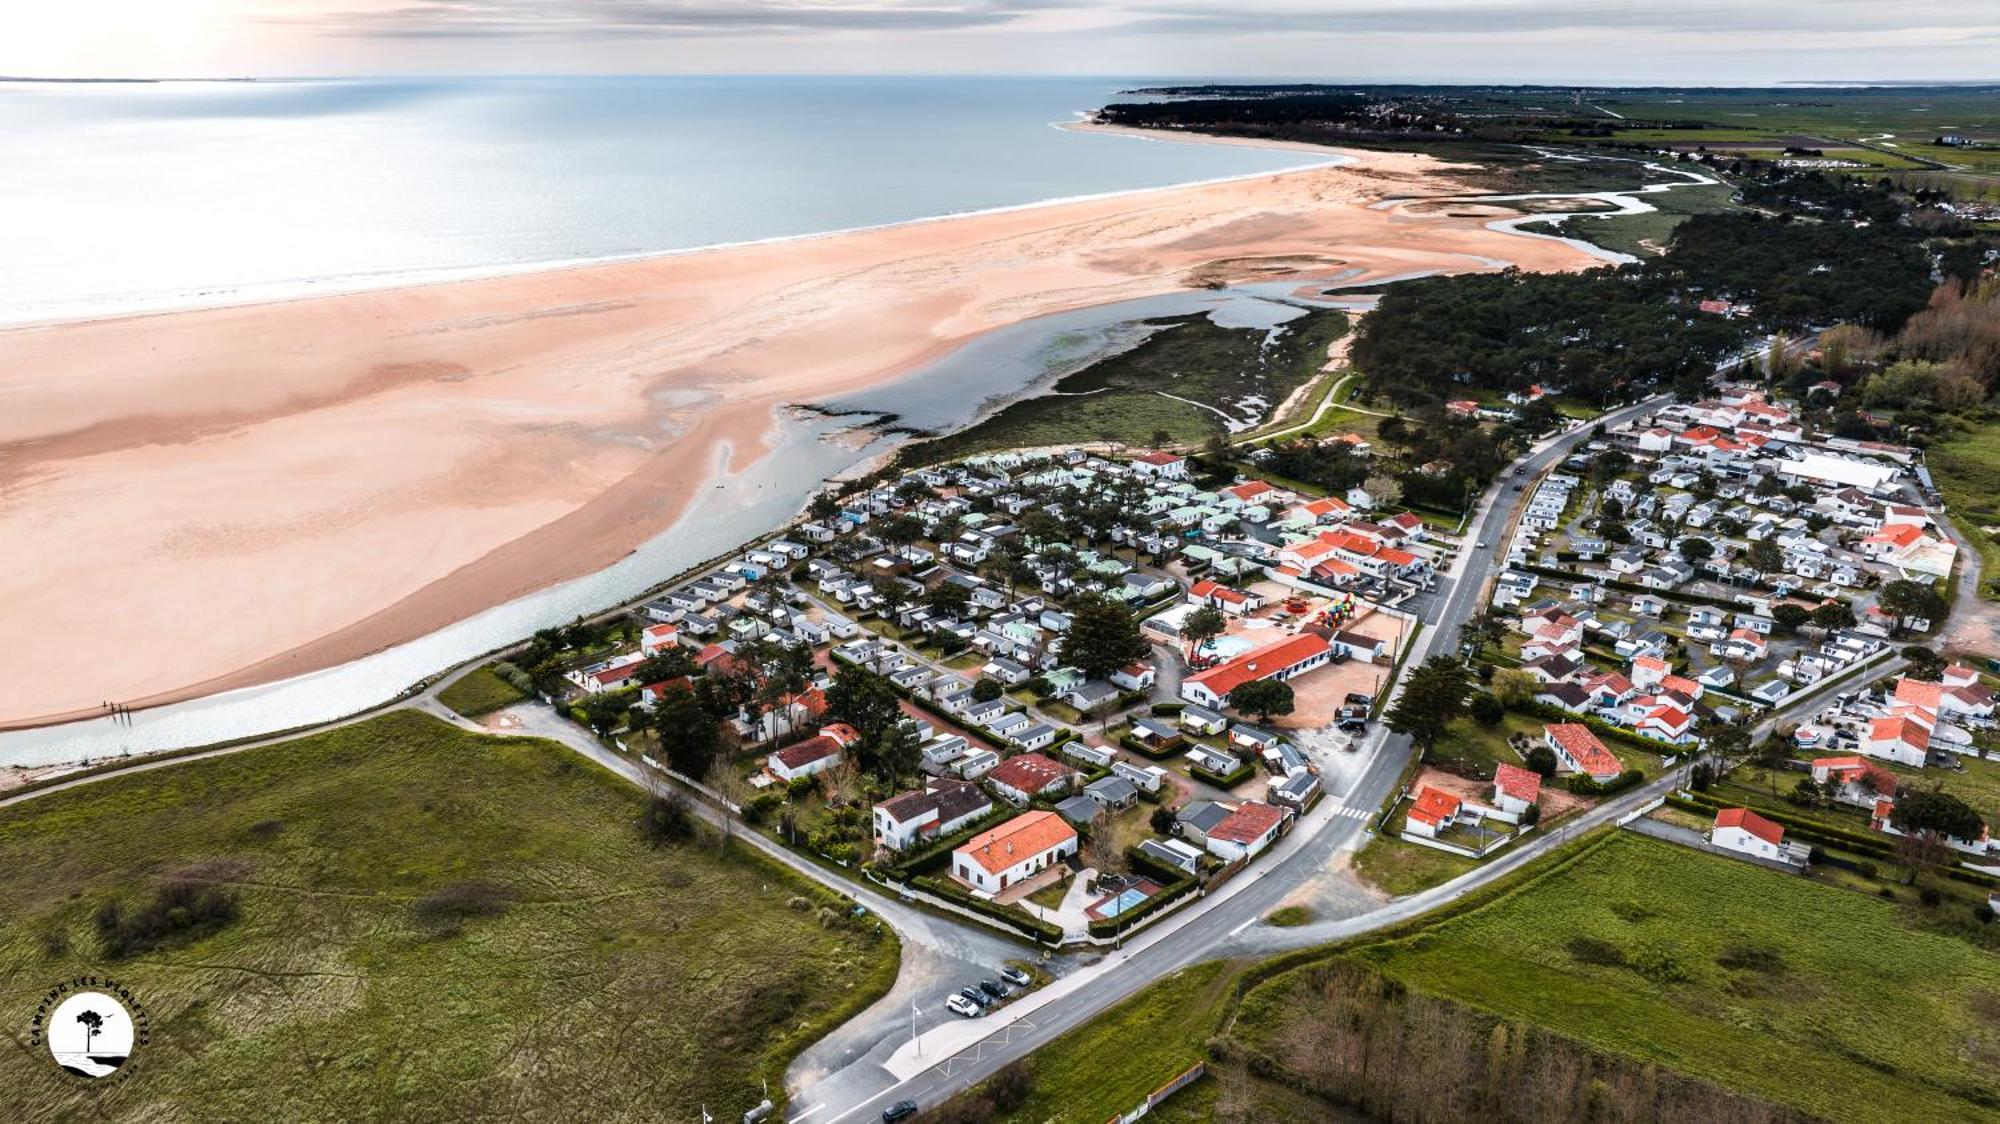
[985,752,1083,805]
[1204,801,1288,861]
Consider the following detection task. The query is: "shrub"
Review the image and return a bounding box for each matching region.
[1567,935,1625,966]
[412,881,515,925]
[741,791,784,824]
[1468,692,1505,726]
[1920,886,1943,908]
[1976,903,1996,924]
[96,878,242,959]
[640,791,699,845]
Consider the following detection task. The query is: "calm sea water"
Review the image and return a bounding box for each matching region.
[0,76,1324,323]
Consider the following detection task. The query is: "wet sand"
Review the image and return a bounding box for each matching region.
[0,143,1599,727]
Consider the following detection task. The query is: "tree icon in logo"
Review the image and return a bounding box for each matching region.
[76,1008,105,1055]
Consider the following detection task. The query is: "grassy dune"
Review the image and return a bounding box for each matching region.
[0,711,896,1123]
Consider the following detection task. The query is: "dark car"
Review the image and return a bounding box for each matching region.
[1344,692,1374,707]
[978,979,1007,998]
[883,1100,919,1122]
[960,986,993,1008]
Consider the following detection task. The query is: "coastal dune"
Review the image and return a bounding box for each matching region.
[0,145,1598,727]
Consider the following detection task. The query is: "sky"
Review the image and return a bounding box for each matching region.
[8,0,1999,83]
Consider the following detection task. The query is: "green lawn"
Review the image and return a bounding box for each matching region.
[1351,833,1479,896]
[1929,417,2000,600]
[435,662,529,717]
[0,711,897,1122]
[1307,834,2000,1123]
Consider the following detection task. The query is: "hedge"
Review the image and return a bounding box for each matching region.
[911,874,1064,943]
[882,804,1018,879]
[1672,791,2000,888]
[1150,701,1187,716]
[1565,768,1646,797]
[1515,700,1693,757]
[1193,761,1256,788]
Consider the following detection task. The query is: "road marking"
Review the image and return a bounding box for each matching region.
[790,1102,825,1122]
[1228,916,1256,937]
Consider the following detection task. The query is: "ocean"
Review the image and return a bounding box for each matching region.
[0,75,1324,324]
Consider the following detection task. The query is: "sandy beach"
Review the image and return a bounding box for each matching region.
[0,142,1600,728]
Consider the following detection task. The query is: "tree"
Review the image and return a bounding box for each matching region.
[1772,602,1812,634]
[1810,600,1857,632]
[1877,579,1945,635]
[825,666,913,780]
[1891,788,1986,843]
[633,646,697,687]
[1059,594,1149,681]
[971,677,1005,703]
[1181,605,1227,659]
[1229,679,1296,723]
[1149,805,1177,835]
[1385,657,1472,755]
[808,492,841,521]
[1524,745,1558,779]
[1705,723,1753,765]
[1677,538,1715,563]
[1468,692,1505,726]
[877,513,924,547]
[1746,537,1783,574]
[926,579,972,620]
[652,689,720,781]
[580,691,633,737]
[1490,668,1537,709]
[1901,644,1947,682]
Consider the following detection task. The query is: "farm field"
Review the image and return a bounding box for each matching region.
[1287,833,2000,1123]
[0,711,896,1123]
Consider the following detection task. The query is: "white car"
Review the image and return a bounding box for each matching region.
[946,994,982,1018]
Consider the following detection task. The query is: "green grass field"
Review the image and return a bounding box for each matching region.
[1928,416,2000,600]
[435,662,529,717]
[1531,181,1744,258]
[0,711,896,1122]
[1314,834,2000,1122]
[1350,833,1479,896]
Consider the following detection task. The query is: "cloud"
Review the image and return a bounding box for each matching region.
[298,0,1043,40]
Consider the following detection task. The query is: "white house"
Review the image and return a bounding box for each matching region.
[767,724,861,783]
[950,811,1079,894]
[1202,801,1288,862]
[1711,807,1787,861]
[873,779,993,852]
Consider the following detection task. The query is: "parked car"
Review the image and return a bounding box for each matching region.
[946,994,981,1018]
[978,979,1007,998]
[960,987,993,1009]
[882,1101,919,1123]
[1000,967,1032,988]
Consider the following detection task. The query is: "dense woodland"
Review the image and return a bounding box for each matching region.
[1354,181,1948,413]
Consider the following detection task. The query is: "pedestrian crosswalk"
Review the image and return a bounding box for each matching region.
[1330,804,1371,821]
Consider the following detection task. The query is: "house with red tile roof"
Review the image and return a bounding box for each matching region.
[768,729,848,783]
[951,810,1078,894]
[1187,579,1263,616]
[1404,785,1463,839]
[1203,801,1289,861]
[1131,451,1189,480]
[1863,714,1930,767]
[1180,632,1333,709]
[985,752,1083,805]
[640,622,681,655]
[1490,763,1543,819]
[1711,807,1787,861]
[1543,723,1624,783]
[1809,755,1898,810]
